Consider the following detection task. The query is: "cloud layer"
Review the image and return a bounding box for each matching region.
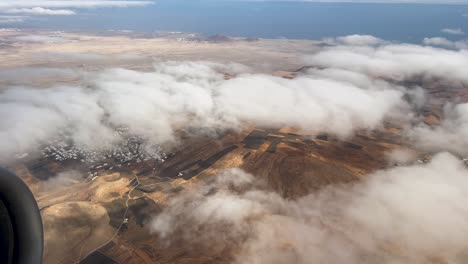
[144,36,468,263]
[5,34,468,163]
[0,1,153,9]
[5,7,75,16]
[410,103,468,155]
[308,39,468,83]
[442,28,465,35]
[310,36,468,155]
[151,153,468,264]
[3,31,468,263]
[0,0,153,20]
[0,61,407,163]
[423,37,468,49]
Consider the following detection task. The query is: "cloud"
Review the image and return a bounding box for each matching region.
[0,1,153,9]
[5,35,468,164]
[305,36,468,156]
[306,40,468,84]
[385,148,418,165]
[3,35,468,164]
[0,1,154,19]
[423,37,455,47]
[0,28,17,32]
[423,37,454,47]
[41,170,84,191]
[442,28,465,35]
[5,7,75,15]
[0,67,80,83]
[0,60,408,164]
[409,103,468,156]
[151,153,468,264]
[0,15,26,23]
[214,74,403,135]
[423,37,468,49]
[14,34,70,43]
[323,35,386,46]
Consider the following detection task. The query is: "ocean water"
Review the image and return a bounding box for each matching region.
[18,1,468,43]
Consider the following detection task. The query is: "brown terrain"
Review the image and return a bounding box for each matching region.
[11,123,404,264]
[2,30,467,264]
[10,85,465,264]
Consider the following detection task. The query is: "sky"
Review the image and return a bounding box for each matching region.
[0,0,467,43]
[1,0,468,20]
[294,0,468,2]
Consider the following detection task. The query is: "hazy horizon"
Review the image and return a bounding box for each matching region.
[1,1,468,43]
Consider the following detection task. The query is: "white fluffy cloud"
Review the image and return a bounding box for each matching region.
[0,1,153,18]
[5,7,75,15]
[151,153,468,264]
[0,15,26,23]
[306,41,468,84]
[423,37,468,49]
[423,37,456,47]
[307,37,468,155]
[0,1,153,8]
[6,34,468,163]
[442,28,465,35]
[323,35,386,46]
[409,103,468,156]
[0,61,407,163]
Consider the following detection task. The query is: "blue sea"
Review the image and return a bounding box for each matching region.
[17,1,468,43]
